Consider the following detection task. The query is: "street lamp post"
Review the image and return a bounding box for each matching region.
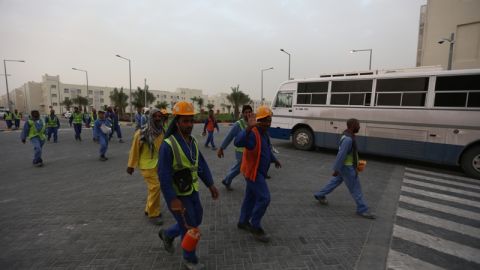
[72,67,89,109]
[280,49,291,80]
[261,67,274,104]
[350,49,373,70]
[438,33,455,70]
[3,59,25,111]
[116,54,133,123]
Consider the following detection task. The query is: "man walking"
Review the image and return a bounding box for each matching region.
[107,107,124,143]
[69,107,84,141]
[45,109,60,143]
[21,110,46,167]
[158,101,219,270]
[234,105,281,243]
[13,109,22,129]
[127,108,166,225]
[217,105,252,190]
[202,109,219,150]
[313,118,375,219]
[4,110,14,129]
[93,110,112,161]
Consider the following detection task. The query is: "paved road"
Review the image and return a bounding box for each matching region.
[0,123,478,269]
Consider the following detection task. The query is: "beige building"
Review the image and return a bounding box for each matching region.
[417,0,480,69]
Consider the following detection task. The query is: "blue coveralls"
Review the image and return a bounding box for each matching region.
[234,128,278,230]
[203,118,219,148]
[21,120,46,164]
[159,132,214,264]
[314,136,369,214]
[107,112,122,140]
[44,115,60,142]
[220,120,245,186]
[134,112,143,130]
[93,119,111,157]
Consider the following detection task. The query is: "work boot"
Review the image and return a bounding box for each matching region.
[357,211,376,219]
[251,227,270,243]
[237,222,253,232]
[314,195,328,205]
[183,260,205,270]
[149,215,164,226]
[99,155,108,161]
[158,229,175,254]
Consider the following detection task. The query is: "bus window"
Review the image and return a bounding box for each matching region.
[434,75,480,108]
[312,94,327,104]
[468,92,480,107]
[434,92,467,107]
[297,94,311,104]
[377,93,401,106]
[274,92,293,108]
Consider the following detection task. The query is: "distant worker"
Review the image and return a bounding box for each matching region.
[90,108,98,142]
[135,107,143,130]
[158,101,219,270]
[45,109,60,143]
[107,107,124,143]
[21,110,46,167]
[4,110,14,129]
[93,110,112,161]
[13,109,22,129]
[217,105,252,190]
[313,118,375,219]
[83,108,92,128]
[69,107,84,141]
[127,108,166,225]
[202,109,219,150]
[234,105,281,243]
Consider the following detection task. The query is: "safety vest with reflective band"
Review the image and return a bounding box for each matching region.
[27,120,46,140]
[240,127,262,182]
[340,135,358,166]
[46,115,58,128]
[139,133,164,169]
[4,112,13,120]
[72,112,83,124]
[164,135,199,196]
[90,112,97,121]
[234,119,247,152]
[14,112,21,120]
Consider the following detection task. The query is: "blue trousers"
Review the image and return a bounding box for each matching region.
[6,120,13,129]
[314,166,369,214]
[73,124,82,140]
[239,174,270,229]
[98,135,108,156]
[31,137,45,164]
[223,151,243,185]
[204,131,215,147]
[47,127,58,142]
[164,192,203,263]
[109,125,122,139]
[14,119,20,128]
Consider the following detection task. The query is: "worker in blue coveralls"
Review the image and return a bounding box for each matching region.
[21,110,46,167]
[234,105,281,243]
[83,108,92,128]
[69,107,84,141]
[45,109,60,143]
[217,105,253,191]
[134,107,143,130]
[90,108,98,142]
[313,118,375,219]
[93,110,112,161]
[107,106,124,143]
[157,101,219,270]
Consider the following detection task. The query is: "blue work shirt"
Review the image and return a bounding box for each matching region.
[21,119,45,141]
[106,112,119,127]
[135,113,143,129]
[158,132,214,206]
[333,136,354,172]
[93,118,112,138]
[220,121,243,150]
[234,128,278,178]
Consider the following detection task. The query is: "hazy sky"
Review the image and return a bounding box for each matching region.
[1,0,426,101]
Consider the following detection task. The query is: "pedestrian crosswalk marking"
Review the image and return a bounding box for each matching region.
[404,167,480,184]
[399,195,480,221]
[396,208,480,240]
[401,186,480,209]
[403,178,480,199]
[393,225,480,264]
[387,249,446,270]
[404,172,480,190]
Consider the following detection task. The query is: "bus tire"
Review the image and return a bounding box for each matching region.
[293,128,314,150]
[461,145,480,179]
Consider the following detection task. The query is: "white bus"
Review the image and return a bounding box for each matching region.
[269,68,480,179]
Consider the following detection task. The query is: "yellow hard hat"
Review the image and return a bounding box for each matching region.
[160,109,168,115]
[172,101,195,116]
[255,105,273,120]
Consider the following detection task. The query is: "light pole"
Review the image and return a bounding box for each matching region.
[350,49,373,70]
[280,49,291,80]
[3,59,25,111]
[116,54,133,123]
[438,33,455,70]
[261,67,274,104]
[72,67,89,110]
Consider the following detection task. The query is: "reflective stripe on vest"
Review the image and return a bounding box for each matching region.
[234,119,246,152]
[46,115,58,128]
[240,127,262,181]
[28,120,46,140]
[4,112,13,120]
[164,136,199,196]
[340,135,358,166]
[14,113,21,119]
[72,112,83,124]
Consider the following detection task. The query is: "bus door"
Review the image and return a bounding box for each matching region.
[270,91,294,140]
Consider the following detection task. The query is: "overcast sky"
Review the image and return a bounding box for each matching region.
[0,0,426,101]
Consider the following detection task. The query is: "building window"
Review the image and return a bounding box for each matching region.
[53,102,58,106]
[88,90,93,95]
[100,98,104,103]
[99,91,104,95]
[51,85,56,89]
[64,88,69,93]
[51,94,57,98]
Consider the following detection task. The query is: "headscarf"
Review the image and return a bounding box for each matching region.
[140,108,164,158]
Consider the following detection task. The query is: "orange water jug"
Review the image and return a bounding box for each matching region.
[357,160,367,172]
[181,228,201,252]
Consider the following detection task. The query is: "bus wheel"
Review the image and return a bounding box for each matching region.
[461,145,480,179]
[293,128,314,150]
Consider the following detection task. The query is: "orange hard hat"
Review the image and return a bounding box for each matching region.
[160,109,168,115]
[172,101,195,116]
[255,105,272,120]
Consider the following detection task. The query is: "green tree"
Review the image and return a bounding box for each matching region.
[206,103,214,111]
[131,86,156,110]
[72,96,89,112]
[109,87,129,116]
[155,101,169,109]
[60,97,73,112]
[221,103,232,114]
[227,85,251,120]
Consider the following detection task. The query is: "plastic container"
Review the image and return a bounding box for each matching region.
[181,228,201,252]
[357,160,367,172]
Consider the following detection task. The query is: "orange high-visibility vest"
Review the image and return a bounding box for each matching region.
[240,127,262,182]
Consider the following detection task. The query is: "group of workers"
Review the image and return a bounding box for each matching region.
[2,109,22,130]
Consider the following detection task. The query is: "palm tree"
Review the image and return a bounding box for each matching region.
[197,97,204,112]
[60,97,73,112]
[131,86,156,110]
[206,103,214,111]
[109,87,129,116]
[227,85,251,120]
[72,96,89,112]
[220,103,232,114]
[155,101,169,109]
